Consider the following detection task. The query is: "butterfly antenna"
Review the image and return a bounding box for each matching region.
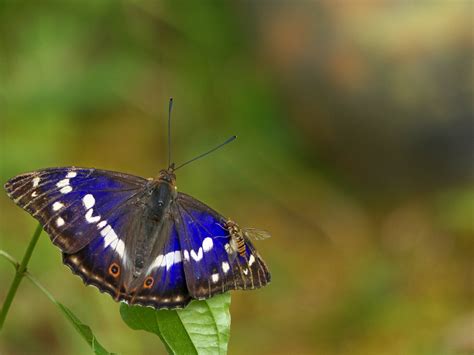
[168,97,173,168]
[174,135,237,171]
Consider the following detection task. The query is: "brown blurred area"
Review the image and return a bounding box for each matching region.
[0,1,472,354]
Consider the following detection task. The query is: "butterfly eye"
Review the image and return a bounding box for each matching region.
[144,276,154,288]
[108,263,120,277]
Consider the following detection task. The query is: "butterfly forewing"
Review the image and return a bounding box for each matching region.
[4,167,147,253]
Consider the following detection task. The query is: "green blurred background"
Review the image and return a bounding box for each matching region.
[0,1,472,354]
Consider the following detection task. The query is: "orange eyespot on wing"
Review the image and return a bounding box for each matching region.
[143,276,154,289]
[108,263,120,277]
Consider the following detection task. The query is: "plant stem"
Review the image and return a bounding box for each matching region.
[0,223,42,331]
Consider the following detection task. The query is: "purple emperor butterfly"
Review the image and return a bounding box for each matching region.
[4,100,271,309]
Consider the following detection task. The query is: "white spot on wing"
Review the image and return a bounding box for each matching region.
[191,248,203,262]
[109,238,118,250]
[160,255,167,267]
[82,194,95,210]
[85,209,101,223]
[183,250,190,261]
[66,171,77,178]
[31,191,38,197]
[149,251,183,270]
[60,186,73,194]
[165,252,175,270]
[100,225,112,237]
[115,239,125,258]
[173,250,182,264]
[103,226,119,248]
[150,255,164,269]
[243,268,249,275]
[32,177,40,187]
[56,217,65,227]
[56,179,70,188]
[52,202,64,211]
[249,254,256,266]
[97,220,107,229]
[222,261,230,273]
[211,273,219,283]
[202,237,213,252]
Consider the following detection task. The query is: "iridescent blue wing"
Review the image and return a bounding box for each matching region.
[4,167,146,253]
[63,211,192,308]
[129,217,192,309]
[5,167,149,300]
[173,192,271,299]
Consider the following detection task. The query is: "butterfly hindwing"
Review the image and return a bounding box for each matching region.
[174,193,271,299]
[62,202,142,300]
[63,230,127,300]
[4,167,147,253]
[235,234,271,290]
[130,217,191,309]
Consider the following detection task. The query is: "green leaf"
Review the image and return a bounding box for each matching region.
[120,293,231,355]
[25,271,112,355]
[1,248,112,355]
[57,303,112,355]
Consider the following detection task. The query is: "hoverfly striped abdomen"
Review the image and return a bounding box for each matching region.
[225,220,247,257]
[235,235,246,257]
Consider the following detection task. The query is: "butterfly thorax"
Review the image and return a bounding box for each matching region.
[144,168,178,219]
[149,178,176,219]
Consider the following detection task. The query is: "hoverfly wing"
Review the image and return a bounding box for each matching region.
[242,228,272,241]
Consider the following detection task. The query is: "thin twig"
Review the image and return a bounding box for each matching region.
[0,250,19,269]
[0,223,42,331]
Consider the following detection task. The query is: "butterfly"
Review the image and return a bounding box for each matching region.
[3,100,271,309]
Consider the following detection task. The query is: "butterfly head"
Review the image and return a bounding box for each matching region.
[157,165,176,186]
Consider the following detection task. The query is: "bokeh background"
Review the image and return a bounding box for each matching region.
[0,1,472,354]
